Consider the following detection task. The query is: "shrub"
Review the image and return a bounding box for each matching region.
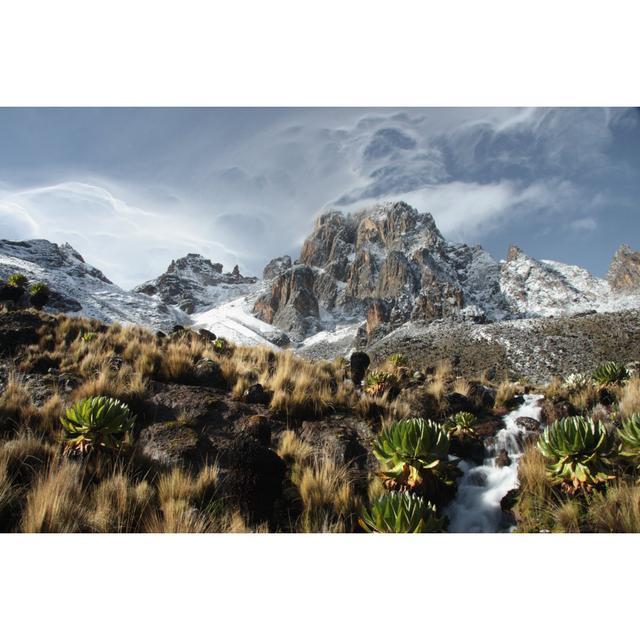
[444,411,478,439]
[373,418,450,491]
[618,414,640,468]
[387,353,407,368]
[537,416,615,492]
[360,492,445,533]
[494,380,519,409]
[364,370,397,397]
[60,396,136,455]
[7,273,28,288]
[592,361,629,386]
[564,373,590,392]
[29,282,50,309]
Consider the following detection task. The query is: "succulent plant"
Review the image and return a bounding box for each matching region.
[60,396,136,455]
[537,416,615,491]
[80,331,99,342]
[213,337,232,355]
[364,370,397,397]
[564,372,590,391]
[29,282,50,309]
[360,491,446,533]
[373,418,450,490]
[444,411,478,439]
[388,353,407,368]
[7,273,28,288]
[592,361,629,386]
[618,414,640,467]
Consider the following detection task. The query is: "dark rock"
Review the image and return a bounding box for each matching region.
[172,324,185,333]
[240,415,273,447]
[495,449,511,468]
[598,386,617,406]
[516,416,540,432]
[193,358,226,388]
[155,330,167,339]
[0,310,47,355]
[446,392,476,415]
[349,351,370,386]
[500,488,518,512]
[475,418,504,438]
[222,435,286,522]
[198,328,216,341]
[242,383,271,405]
[541,400,575,424]
[449,437,484,465]
[138,423,216,470]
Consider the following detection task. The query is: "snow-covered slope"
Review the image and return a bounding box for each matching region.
[0,239,188,330]
[191,295,290,347]
[500,245,640,317]
[134,254,257,314]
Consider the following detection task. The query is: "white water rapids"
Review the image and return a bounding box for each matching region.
[446,394,544,533]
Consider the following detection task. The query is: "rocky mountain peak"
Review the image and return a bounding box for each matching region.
[135,254,257,314]
[608,244,640,292]
[253,201,504,342]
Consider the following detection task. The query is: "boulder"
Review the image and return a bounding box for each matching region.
[198,328,216,341]
[495,449,511,468]
[446,392,476,415]
[138,423,216,470]
[515,416,541,432]
[349,351,370,386]
[193,358,226,388]
[222,435,286,522]
[242,383,271,405]
[239,415,273,447]
[0,310,48,355]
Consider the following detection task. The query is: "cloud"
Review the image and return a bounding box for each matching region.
[0,108,636,284]
[569,216,598,232]
[0,182,245,288]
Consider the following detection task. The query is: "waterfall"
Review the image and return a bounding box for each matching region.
[445,394,544,533]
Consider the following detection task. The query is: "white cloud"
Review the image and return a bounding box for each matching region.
[569,216,598,232]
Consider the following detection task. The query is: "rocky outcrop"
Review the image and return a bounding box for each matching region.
[263,255,292,280]
[253,265,320,340]
[135,254,257,314]
[608,245,640,293]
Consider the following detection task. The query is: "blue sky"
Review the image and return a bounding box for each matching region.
[0,107,638,288]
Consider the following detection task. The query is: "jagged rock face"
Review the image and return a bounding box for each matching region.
[255,202,491,341]
[253,265,320,340]
[263,255,292,280]
[0,239,186,330]
[608,245,640,292]
[499,244,611,316]
[134,253,257,313]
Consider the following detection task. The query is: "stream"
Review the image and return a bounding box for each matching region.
[445,394,544,533]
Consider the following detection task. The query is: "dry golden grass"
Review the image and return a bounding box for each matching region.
[569,385,599,413]
[452,377,471,397]
[21,461,86,533]
[0,373,39,432]
[553,500,581,532]
[586,482,640,533]
[434,359,452,381]
[296,457,359,533]
[544,377,568,403]
[518,445,549,501]
[88,471,154,533]
[494,380,519,410]
[620,376,640,420]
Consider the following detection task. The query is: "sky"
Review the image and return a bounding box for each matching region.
[0,107,638,289]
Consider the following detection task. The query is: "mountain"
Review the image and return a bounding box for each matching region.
[133,253,258,314]
[2,202,639,354]
[250,202,640,346]
[0,239,188,330]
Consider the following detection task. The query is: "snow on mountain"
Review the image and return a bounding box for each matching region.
[0,239,188,330]
[500,244,640,317]
[133,253,258,314]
